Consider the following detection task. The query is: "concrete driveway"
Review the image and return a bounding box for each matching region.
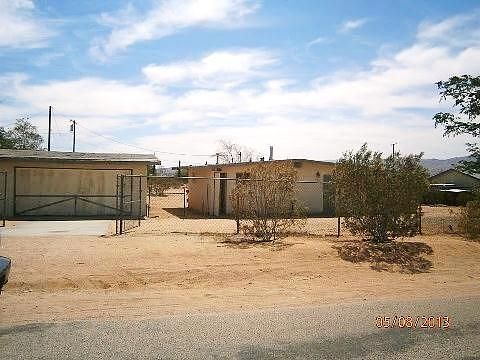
[0,220,112,237]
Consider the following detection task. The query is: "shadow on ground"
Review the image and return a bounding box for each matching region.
[333,240,433,274]
[159,208,209,219]
[219,234,295,251]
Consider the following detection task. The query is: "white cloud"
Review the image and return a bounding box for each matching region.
[306,36,328,49]
[417,13,480,47]
[1,14,479,164]
[90,0,260,60]
[339,18,369,33]
[0,0,54,48]
[142,49,276,88]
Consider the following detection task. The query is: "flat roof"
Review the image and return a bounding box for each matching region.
[189,158,335,169]
[0,149,159,163]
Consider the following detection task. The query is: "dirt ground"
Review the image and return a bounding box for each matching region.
[136,195,460,236]
[1,229,480,326]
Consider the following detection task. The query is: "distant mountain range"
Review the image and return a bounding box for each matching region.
[325,156,470,176]
[421,156,469,176]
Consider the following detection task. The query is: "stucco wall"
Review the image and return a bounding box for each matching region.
[187,161,334,217]
[0,159,148,218]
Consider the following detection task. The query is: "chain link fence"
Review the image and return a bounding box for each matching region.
[419,205,461,235]
[117,176,345,236]
[115,175,462,237]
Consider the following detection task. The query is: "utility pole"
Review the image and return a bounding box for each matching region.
[70,120,76,152]
[178,160,181,177]
[48,106,52,151]
[216,153,219,165]
[392,143,397,157]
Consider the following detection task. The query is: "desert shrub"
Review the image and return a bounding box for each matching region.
[230,161,306,242]
[458,199,480,239]
[333,144,430,243]
[148,177,185,196]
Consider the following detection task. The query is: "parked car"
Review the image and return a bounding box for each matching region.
[0,256,11,293]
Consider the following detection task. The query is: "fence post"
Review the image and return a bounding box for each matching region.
[138,176,142,227]
[236,179,240,234]
[183,186,186,218]
[418,205,422,235]
[1,172,6,227]
[337,217,340,238]
[115,174,119,234]
[147,183,151,217]
[119,175,124,235]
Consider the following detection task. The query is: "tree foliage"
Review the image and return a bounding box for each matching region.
[230,161,305,242]
[0,117,43,150]
[433,74,480,173]
[333,144,429,243]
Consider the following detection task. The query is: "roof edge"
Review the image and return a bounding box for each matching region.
[188,159,335,169]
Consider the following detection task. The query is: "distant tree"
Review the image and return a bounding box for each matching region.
[217,140,258,163]
[333,144,429,243]
[0,117,43,150]
[0,128,14,149]
[433,75,480,173]
[230,161,306,242]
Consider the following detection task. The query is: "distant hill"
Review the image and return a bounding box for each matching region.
[324,156,470,176]
[421,156,469,176]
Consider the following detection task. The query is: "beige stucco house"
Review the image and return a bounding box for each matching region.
[187,159,335,217]
[0,149,158,219]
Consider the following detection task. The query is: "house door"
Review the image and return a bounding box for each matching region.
[219,173,227,216]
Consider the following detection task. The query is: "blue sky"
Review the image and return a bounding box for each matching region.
[0,0,479,166]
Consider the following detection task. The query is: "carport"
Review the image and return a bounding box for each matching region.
[0,149,158,219]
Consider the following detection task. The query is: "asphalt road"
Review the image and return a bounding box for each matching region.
[1,296,479,359]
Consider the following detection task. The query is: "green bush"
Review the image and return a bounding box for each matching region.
[458,200,480,239]
[333,144,429,243]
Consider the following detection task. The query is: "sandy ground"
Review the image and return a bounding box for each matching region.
[130,196,461,236]
[1,230,480,326]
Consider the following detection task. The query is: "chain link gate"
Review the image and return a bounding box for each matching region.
[115,174,147,234]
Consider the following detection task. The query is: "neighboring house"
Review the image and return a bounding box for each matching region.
[427,168,479,206]
[0,149,159,219]
[429,169,480,191]
[187,159,335,217]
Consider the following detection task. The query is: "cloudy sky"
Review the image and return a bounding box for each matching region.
[1,0,479,166]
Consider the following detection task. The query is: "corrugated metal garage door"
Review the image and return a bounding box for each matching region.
[14,167,131,217]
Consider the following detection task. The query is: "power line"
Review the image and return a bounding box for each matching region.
[75,122,216,157]
[49,108,216,157]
